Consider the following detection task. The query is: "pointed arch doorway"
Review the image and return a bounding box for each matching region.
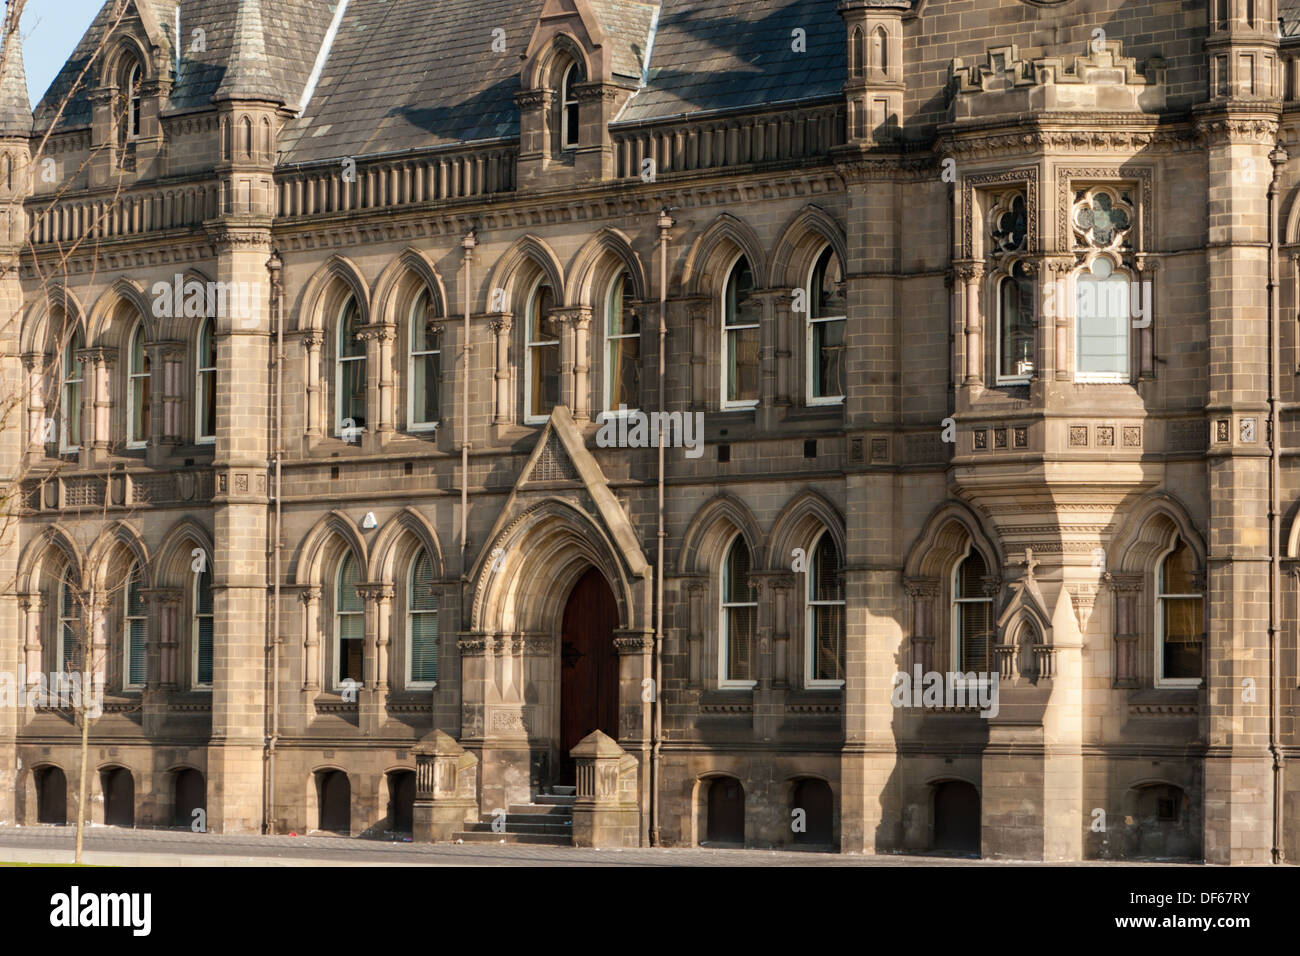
[559,566,620,782]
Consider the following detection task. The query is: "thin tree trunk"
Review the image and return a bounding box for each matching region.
[74,694,89,864]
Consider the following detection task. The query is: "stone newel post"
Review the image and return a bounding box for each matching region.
[570,730,640,848]
[411,729,480,843]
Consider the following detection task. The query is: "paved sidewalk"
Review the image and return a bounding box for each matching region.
[0,826,1190,866]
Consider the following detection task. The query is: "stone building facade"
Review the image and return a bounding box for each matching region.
[1,0,1298,862]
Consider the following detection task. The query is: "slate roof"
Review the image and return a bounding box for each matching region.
[29,0,846,158]
[617,0,843,124]
[1284,0,1300,37]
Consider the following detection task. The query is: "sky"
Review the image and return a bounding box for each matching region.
[22,0,105,106]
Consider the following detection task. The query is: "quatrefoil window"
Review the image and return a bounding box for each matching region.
[989,192,1028,256]
[1074,189,1134,250]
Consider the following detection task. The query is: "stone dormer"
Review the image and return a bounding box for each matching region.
[89,0,175,185]
[516,0,655,188]
[949,42,1166,121]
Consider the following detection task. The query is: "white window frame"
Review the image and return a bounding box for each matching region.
[949,543,994,683]
[57,577,80,675]
[1074,257,1132,385]
[334,295,366,438]
[126,319,149,449]
[721,254,760,410]
[196,317,216,444]
[407,288,441,433]
[718,533,758,689]
[523,277,559,425]
[60,336,83,455]
[806,246,846,406]
[1155,539,1204,689]
[192,562,213,689]
[994,273,1034,386]
[126,62,141,140]
[603,271,639,415]
[405,549,438,689]
[123,562,146,689]
[333,554,364,691]
[561,62,581,150]
[804,531,845,688]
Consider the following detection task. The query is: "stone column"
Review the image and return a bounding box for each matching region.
[956,262,982,386]
[754,289,784,427]
[1104,572,1142,687]
[157,343,185,449]
[1134,255,1156,380]
[684,578,707,685]
[162,590,183,688]
[771,575,794,688]
[489,315,513,425]
[904,578,938,674]
[22,352,45,455]
[300,333,322,439]
[19,593,43,688]
[300,587,321,692]
[687,299,710,409]
[570,308,592,423]
[359,324,397,441]
[77,347,113,459]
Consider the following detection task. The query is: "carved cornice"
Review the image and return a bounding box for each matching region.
[515,89,552,110]
[1193,112,1281,146]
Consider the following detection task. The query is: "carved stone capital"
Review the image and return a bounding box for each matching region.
[1102,571,1144,594]
[488,313,514,335]
[299,587,322,605]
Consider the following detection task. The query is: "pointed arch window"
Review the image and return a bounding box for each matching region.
[850,28,865,78]
[1157,537,1203,686]
[60,329,84,454]
[58,577,82,674]
[561,61,584,149]
[408,288,441,431]
[806,533,845,686]
[872,27,887,73]
[722,256,760,408]
[997,264,1036,383]
[124,563,146,688]
[525,279,559,423]
[334,553,364,690]
[127,63,141,139]
[807,246,846,404]
[336,295,366,437]
[127,319,150,448]
[407,548,439,687]
[605,271,640,412]
[951,545,993,673]
[720,535,757,687]
[193,563,213,687]
[197,317,216,443]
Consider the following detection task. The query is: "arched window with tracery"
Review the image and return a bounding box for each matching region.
[407,548,438,687]
[197,317,216,443]
[334,553,364,690]
[806,532,845,686]
[605,271,640,412]
[1157,537,1203,685]
[335,295,366,437]
[722,256,760,408]
[951,545,993,673]
[525,278,559,423]
[561,61,584,149]
[127,319,150,448]
[408,288,442,431]
[124,563,146,688]
[807,245,846,403]
[720,534,756,687]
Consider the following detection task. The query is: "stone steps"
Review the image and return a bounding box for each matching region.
[450,787,576,846]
